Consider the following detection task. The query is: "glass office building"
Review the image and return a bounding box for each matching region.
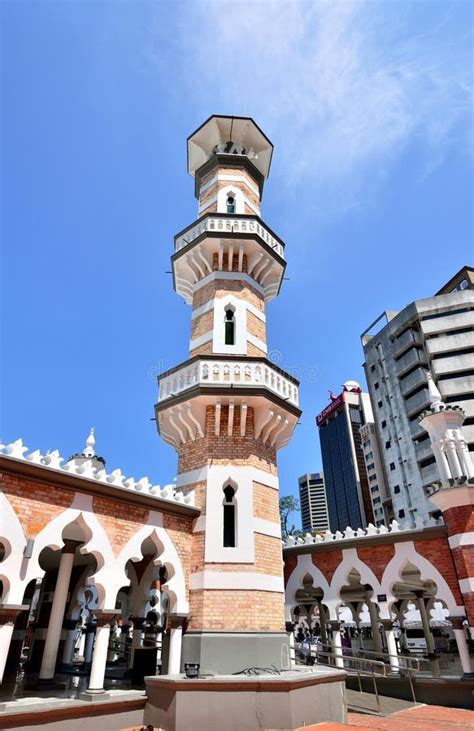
[316,382,375,532]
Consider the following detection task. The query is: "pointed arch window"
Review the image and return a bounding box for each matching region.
[226,194,236,214]
[224,307,235,345]
[223,484,236,547]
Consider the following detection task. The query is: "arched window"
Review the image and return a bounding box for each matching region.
[223,484,236,547]
[226,194,235,214]
[224,307,235,345]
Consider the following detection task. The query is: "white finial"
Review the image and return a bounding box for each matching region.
[84,427,96,458]
[426,371,443,412]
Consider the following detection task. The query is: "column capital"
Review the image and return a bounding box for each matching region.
[129,615,147,628]
[94,611,116,628]
[62,540,79,555]
[449,616,466,631]
[0,604,29,625]
[285,621,294,633]
[168,613,188,629]
[328,620,341,631]
[380,619,394,631]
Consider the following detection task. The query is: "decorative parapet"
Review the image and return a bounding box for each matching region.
[174,214,285,260]
[158,356,299,408]
[426,476,474,497]
[282,517,444,549]
[0,438,194,508]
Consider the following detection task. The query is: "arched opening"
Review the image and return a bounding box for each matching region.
[293,574,329,665]
[226,193,236,214]
[223,484,236,548]
[224,307,235,345]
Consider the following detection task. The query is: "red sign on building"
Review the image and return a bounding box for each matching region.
[316,392,345,426]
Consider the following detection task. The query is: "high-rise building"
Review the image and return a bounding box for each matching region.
[361,266,474,526]
[298,472,329,532]
[316,381,375,532]
[360,422,391,527]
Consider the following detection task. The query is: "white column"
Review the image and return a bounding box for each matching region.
[450,618,472,675]
[286,622,296,666]
[456,437,474,479]
[84,613,113,694]
[382,621,400,673]
[168,626,183,675]
[39,545,75,680]
[432,442,451,481]
[330,622,344,669]
[368,600,383,654]
[444,438,463,479]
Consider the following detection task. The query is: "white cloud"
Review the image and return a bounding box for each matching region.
[152,0,473,218]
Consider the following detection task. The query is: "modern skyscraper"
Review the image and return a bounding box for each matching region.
[361,266,474,526]
[360,422,391,527]
[298,472,329,532]
[316,381,375,532]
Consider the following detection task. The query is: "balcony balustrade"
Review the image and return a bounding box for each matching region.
[175,214,285,260]
[158,357,298,408]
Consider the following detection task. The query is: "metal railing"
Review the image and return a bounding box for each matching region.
[303,643,423,708]
[312,648,387,715]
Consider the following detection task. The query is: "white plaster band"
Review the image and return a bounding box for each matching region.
[189,330,213,350]
[459,577,474,594]
[189,571,284,593]
[193,271,265,296]
[191,300,214,320]
[247,333,267,354]
[254,518,282,539]
[193,516,280,539]
[448,532,474,550]
[176,465,279,490]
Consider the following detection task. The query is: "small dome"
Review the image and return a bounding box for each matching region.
[343,380,361,393]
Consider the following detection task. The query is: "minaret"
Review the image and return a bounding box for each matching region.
[155,116,301,674]
[420,371,474,658]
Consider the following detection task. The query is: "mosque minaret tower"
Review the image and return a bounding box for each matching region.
[154,115,301,672]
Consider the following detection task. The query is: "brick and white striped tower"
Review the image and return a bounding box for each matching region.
[420,372,474,652]
[155,116,301,674]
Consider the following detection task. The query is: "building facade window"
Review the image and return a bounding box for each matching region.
[398,509,405,519]
[385,440,391,449]
[390,462,396,471]
[223,484,236,547]
[377,400,383,408]
[393,484,400,494]
[381,420,387,428]
[224,307,236,345]
[226,194,235,213]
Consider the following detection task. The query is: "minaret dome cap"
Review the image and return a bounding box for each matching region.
[187,115,274,180]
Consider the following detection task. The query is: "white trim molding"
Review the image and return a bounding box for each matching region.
[177,465,279,491]
[459,577,474,594]
[189,571,284,593]
[448,532,474,550]
[254,518,281,539]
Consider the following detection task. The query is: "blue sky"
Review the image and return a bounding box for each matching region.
[2,1,473,526]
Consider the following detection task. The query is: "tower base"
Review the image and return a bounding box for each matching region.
[144,668,347,731]
[182,631,291,675]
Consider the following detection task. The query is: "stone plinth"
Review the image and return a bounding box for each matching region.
[144,667,347,731]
